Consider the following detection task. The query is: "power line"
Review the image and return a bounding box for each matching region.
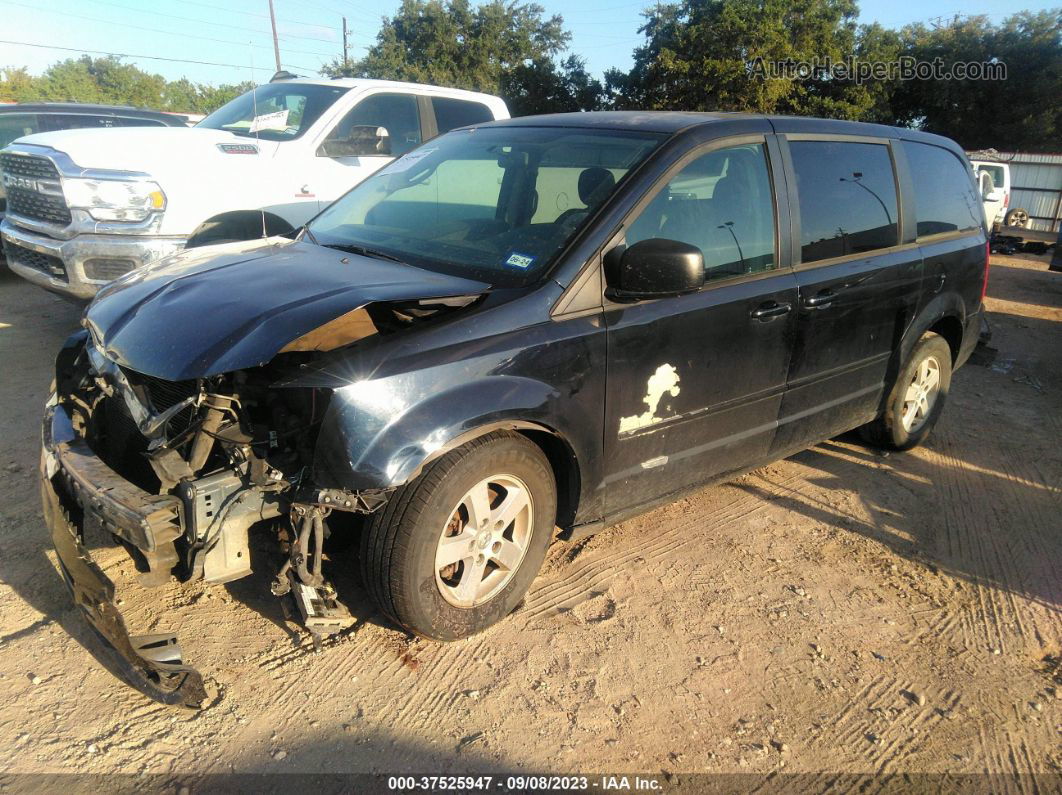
[281,0,383,24]
[174,0,376,37]
[86,0,342,47]
[0,39,323,75]
[0,1,338,59]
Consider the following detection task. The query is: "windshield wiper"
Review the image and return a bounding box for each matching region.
[319,242,405,264]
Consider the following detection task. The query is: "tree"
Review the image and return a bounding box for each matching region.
[501,55,605,115]
[616,0,878,118]
[0,57,255,114]
[890,11,1061,151]
[0,67,39,103]
[324,0,603,114]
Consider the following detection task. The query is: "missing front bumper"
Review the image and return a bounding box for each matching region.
[42,403,208,708]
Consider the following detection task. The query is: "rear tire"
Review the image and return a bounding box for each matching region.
[860,332,952,451]
[360,432,556,640]
[1004,208,1029,228]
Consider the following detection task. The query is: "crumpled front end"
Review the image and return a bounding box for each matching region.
[40,329,370,706]
[41,401,209,707]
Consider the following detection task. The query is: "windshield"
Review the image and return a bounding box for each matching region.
[308,126,666,286]
[197,83,349,141]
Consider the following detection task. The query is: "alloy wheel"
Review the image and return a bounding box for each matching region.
[435,475,533,608]
[901,355,941,432]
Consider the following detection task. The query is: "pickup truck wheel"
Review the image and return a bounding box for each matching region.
[1004,208,1029,228]
[361,432,556,640]
[860,332,952,451]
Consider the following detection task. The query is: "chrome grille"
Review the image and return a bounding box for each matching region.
[0,153,59,180]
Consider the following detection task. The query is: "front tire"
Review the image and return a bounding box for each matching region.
[360,432,556,640]
[860,332,952,451]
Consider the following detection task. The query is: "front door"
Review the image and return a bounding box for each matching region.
[308,92,426,210]
[602,139,798,519]
[772,137,923,453]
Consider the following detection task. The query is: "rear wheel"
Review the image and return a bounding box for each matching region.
[1004,208,1030,228]
[360,432,556,640]
[860,332,952,451]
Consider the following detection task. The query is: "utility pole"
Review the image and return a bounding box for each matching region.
[267,0,282,72]
[342,16,350,71]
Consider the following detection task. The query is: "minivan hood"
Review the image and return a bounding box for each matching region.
[84,238,488,381]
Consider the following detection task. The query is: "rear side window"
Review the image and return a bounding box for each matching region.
[790,140,899,263]
[903,141,983,237]
[431,97,493,133]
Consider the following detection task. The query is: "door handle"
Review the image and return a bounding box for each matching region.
[804,289,837,308]
[751,301,792,321]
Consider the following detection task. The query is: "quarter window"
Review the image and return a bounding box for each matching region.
[903,141,983,237]
[431,97,493,133]
[626,143,778,280]
[790,140,898,263]
[325,93,422,156]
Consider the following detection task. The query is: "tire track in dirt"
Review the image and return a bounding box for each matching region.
[809,673,962,774]
[520,473,802,624]
[923,429,1025,655]
[230,470,804,743]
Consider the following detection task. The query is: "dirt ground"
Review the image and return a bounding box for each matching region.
[0,252,1059,788]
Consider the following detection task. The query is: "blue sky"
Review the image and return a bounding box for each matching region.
[0,0,1053,89]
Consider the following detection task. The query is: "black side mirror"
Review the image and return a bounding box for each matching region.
[604,238,705,301]
[317,125,391,158]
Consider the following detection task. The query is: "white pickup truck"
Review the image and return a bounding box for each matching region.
[0,75,508,300]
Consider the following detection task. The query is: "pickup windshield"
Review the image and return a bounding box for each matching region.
[308,126,666,286]
[197,83,349,141]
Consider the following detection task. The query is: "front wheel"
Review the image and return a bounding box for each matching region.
[860,332,952,451]
[360,432,556,640]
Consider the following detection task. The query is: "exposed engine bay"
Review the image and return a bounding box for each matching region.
[42,291,481,707]
[64,338,370,645]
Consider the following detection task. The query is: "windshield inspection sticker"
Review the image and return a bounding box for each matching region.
[504,252,536,269]
[379,147,437,175]
[248,109,289,132]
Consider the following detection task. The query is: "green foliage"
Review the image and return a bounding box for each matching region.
[620,2,1059,150]
[0,57,253,114]
[615,0,878,117]
[1,2,1058,151]
[890,11,1061,151]
[323,0,603,115]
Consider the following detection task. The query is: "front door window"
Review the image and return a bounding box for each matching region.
[626,143,778,279]
[323,93,422,156]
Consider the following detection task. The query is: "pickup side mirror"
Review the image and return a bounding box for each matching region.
[604,238,705,301]
[317,125,391,158]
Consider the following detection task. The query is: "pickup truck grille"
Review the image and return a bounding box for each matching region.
[0,153,71,226]
[2,239,67,281]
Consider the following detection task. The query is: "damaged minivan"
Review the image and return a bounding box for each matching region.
[41,112,988,706]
